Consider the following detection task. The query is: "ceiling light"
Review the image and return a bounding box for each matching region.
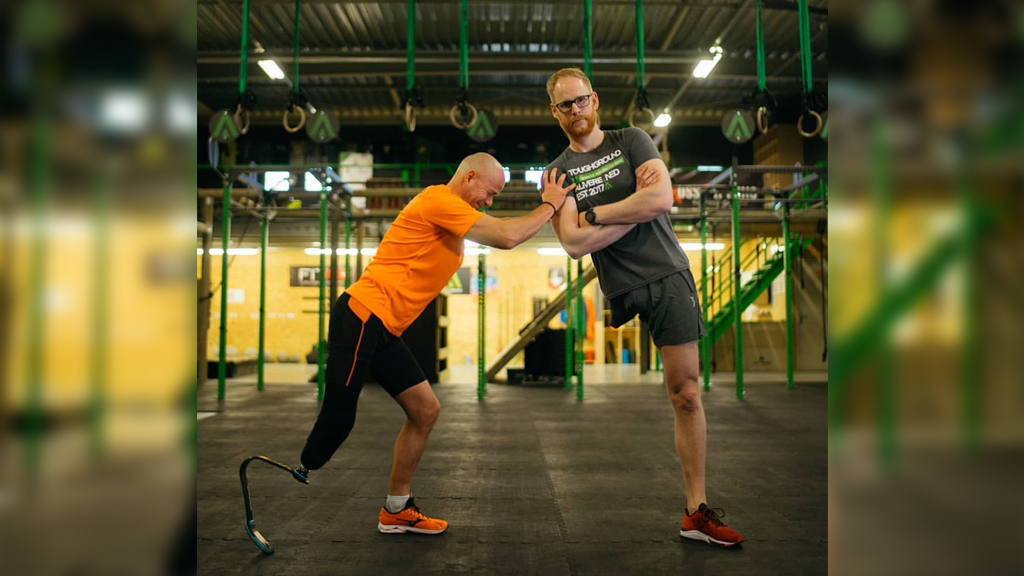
[204,248,259,256]
[679,243,725,251]
[100,90,149,132]
[258,59,286,80]
[654,113,672,127]
[692,46,724,79]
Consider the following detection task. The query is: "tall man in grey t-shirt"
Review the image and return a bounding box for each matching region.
[542,68,744,547]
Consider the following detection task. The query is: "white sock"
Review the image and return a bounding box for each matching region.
[385,494,410,513]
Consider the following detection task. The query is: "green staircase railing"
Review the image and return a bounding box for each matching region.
[698,235,813,346]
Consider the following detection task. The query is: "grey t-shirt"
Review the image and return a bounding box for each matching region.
[546,127,689,299]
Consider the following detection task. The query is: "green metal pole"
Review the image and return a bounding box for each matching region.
[218,182,231,401]
[731,173,744,399]
[257,215,268,391]
[700,194,710,390]
[317,191,327,401]
[477,251,486,399]
[960,178,979,455]
[565,257,573,389]
[217,181,231,397]
[872,117,896,471]
[583,0,593,81]
[576,260,585,400]
[25,113,50,475]
[783,203,794,389]
[344,215,352,288]
[239,0,250,95]
[90,168,109,458]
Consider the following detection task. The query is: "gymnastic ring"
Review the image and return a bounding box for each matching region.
[405,101,417,132]
[797,110,823,138]
[233,105,251,135]
[628,107,656,128]
[756,106,770,134]
[282,106,306,133]
[449,102,478,130]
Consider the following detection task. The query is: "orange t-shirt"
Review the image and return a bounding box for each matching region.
[346,185,484,336]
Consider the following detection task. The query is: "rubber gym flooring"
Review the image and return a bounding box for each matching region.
[198,367,827,575]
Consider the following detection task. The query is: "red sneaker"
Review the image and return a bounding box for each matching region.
[377,496,448,535]
[680,503,744,547]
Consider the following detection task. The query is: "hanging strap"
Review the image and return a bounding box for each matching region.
[583,0,593,80]
[629,0,653,126]
[283,0,307,131]
[292,0,301,95]
[746,0,777,134]
[233,0,255,133]
[797,0,813,94]
[796,0,823,137]
[755,0,766,93]
[450,0,477,129]
[239,0,250,96]
[635,0,645,92]
[402,0,423,130]
[459,0,469,93]
[407,0,416,93]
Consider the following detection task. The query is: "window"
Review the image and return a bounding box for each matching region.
[265,171,290,192]
[304,172,324,192]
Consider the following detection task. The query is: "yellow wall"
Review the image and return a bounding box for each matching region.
[198,236,794,368]
[201,247,341,360]
[695,237,789,323]
[7,215,192,411]
[446,250,596,366]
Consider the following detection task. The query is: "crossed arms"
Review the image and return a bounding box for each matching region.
[549,158,673,259]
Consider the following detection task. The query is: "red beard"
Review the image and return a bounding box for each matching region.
[562,110,598,138]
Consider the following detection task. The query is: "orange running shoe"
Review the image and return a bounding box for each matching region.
[679,503,744,547]
[377,496,449,535]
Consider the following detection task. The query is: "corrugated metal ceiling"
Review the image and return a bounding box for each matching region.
[198,0,827,125]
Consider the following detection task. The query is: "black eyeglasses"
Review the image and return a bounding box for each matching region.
[553,93,593,113]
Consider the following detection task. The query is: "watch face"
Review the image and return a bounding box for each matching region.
[586,209,596,224]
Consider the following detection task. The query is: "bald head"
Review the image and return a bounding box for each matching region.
[448,152,505,210]
[454,153,503,179]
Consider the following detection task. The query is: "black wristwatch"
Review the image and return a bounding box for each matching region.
[585,207,598,226]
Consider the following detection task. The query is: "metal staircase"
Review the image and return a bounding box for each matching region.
[700,235,813,345]
[484,265,598,382]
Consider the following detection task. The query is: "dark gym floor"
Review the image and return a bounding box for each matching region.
[198,371,827,576]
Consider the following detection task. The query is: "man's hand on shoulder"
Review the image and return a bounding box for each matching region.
[541,168,576,213]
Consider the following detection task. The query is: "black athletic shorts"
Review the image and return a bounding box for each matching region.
[608,269,707,347]
[328,293,426,397]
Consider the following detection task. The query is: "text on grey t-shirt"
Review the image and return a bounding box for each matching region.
[546,127,688,299]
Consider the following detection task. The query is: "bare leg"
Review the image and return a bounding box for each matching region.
[660,341,707,514]
[388,381,440,496]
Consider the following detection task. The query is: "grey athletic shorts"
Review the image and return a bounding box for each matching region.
[608,270,707,347]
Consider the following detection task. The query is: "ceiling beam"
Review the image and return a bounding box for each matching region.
[198,49,705,66]
[200,0,737,5]
[714,0,755,47]
[658,6,692,51]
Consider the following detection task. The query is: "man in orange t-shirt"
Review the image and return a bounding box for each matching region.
[297,153,575,535]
